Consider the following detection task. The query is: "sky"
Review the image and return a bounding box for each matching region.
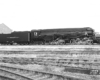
[0,0,100,32]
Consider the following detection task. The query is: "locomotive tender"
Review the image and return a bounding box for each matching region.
[0,27,97,45]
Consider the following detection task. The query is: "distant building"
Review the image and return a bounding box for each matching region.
[0,23,12,34]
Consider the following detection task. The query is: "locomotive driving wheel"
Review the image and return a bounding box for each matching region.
[50,38,65,45]
[90,70,99,75]
[70,37,93,45]
[70,38,80,44]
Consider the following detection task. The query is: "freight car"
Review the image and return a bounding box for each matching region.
[0,27,96,45]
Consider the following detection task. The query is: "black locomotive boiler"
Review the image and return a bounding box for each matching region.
[0,27,97,45]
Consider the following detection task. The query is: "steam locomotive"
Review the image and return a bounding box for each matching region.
[0,27,99,45]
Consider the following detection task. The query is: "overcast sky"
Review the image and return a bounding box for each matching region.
[0,0,100,32]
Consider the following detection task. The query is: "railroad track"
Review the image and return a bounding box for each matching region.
[1,57,99,75]
[0,64,90,80]
[0,75,15,80]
